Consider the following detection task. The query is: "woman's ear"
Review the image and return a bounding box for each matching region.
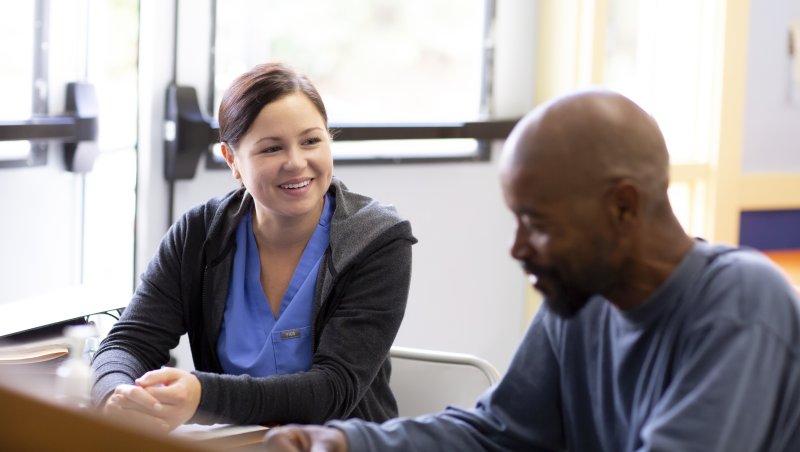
[220,142,240,180]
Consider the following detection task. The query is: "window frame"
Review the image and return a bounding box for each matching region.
[164,0,518,180]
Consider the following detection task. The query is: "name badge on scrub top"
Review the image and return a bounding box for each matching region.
[280,329,303,340]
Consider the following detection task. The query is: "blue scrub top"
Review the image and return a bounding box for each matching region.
[218,193,334,376]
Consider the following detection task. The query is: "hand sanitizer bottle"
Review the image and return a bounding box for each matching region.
[55,324,97,409]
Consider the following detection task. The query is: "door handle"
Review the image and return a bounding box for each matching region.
[0,82,99,172]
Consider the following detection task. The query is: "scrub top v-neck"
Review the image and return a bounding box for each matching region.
[218,192,334,376]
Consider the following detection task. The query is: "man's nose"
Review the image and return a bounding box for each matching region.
[509,227,534,261]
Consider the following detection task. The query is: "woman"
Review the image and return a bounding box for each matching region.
[91,63,416,431]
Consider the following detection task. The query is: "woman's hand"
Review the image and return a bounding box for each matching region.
[101,367,202,433]
[101,383,171,432]
[134,367,203,431]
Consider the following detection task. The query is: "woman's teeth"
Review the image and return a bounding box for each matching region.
[280,180,311,189]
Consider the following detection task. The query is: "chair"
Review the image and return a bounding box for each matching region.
[389,346,501,418]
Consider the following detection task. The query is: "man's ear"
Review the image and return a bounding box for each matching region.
[220,142,240,180]
[606,179,639,231]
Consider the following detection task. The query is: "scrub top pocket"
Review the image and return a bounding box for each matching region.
[272,326,313,374]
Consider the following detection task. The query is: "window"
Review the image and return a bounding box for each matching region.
[211,0,499,161]
[0,1,34,122]
[527,0,732,320]
[0,1,40,164]
[602,0,724,238]
[0,0,138,308]
[81,0,139,293]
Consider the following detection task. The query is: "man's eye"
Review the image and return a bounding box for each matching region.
[521,217,546,233]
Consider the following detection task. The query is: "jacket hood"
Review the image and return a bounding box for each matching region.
[200,177,414,273]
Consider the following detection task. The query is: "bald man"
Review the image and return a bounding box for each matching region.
[263,90,800,451]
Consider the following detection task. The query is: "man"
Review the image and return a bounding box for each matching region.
[262,89,800,451]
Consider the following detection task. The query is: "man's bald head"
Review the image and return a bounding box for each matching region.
[502,89,693,315]
[500,89,670,210]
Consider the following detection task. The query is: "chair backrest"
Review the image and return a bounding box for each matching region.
[389,346,501,418]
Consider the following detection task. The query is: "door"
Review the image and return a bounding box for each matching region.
[0,0,138,336]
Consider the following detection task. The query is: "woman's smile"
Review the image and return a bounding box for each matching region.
[278,177,315,196]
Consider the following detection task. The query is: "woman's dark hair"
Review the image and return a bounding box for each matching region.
[218,62,328,148]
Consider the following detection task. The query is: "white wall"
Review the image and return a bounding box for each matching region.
[742,0,800,173]
[334,155,525,372]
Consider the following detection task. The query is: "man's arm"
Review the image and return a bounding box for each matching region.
[264,310,566,451]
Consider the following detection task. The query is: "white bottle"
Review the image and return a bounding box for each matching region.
[55,324,97,409]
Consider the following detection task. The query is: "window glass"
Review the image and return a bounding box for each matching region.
[604,0,720,164]
[0,1,34,120]
[667,180,706,237]
[214,0,487,158]
[604,0,722,240]
[83,149,137,292]
[82,0,138,292]
[88,0,139,149]
[0,1,35,159]
[0,0,138,306]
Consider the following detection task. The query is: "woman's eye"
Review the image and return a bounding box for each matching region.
[262,146,281,154]
[302,137,322,146]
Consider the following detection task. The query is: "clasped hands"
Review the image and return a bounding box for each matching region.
[100,367,350,451]
[101,367,201,433]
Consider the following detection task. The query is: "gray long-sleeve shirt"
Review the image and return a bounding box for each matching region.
[333,241,800,451]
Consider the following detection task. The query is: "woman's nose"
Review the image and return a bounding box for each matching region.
[282,146,306,171]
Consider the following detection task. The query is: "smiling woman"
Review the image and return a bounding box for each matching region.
[219,75,333,229]
[218,65,334,318]
[91,62,418,430]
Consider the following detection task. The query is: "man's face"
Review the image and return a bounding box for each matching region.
[501,165,621,319]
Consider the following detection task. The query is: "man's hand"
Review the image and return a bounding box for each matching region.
[101,367,202,433]
[263,425,348,452]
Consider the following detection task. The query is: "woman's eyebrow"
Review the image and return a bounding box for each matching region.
[253,127,324,145]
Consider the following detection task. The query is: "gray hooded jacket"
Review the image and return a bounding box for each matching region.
[91,178,416,425]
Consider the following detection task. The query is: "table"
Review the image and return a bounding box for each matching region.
[0,381,270,451]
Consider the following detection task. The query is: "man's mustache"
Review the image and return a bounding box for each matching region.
[519,260,545,277]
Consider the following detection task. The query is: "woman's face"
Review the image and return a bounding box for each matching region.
[223,91,333,223]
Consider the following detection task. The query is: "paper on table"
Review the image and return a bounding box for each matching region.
[0,336,69,364]
[171,423,269,442]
